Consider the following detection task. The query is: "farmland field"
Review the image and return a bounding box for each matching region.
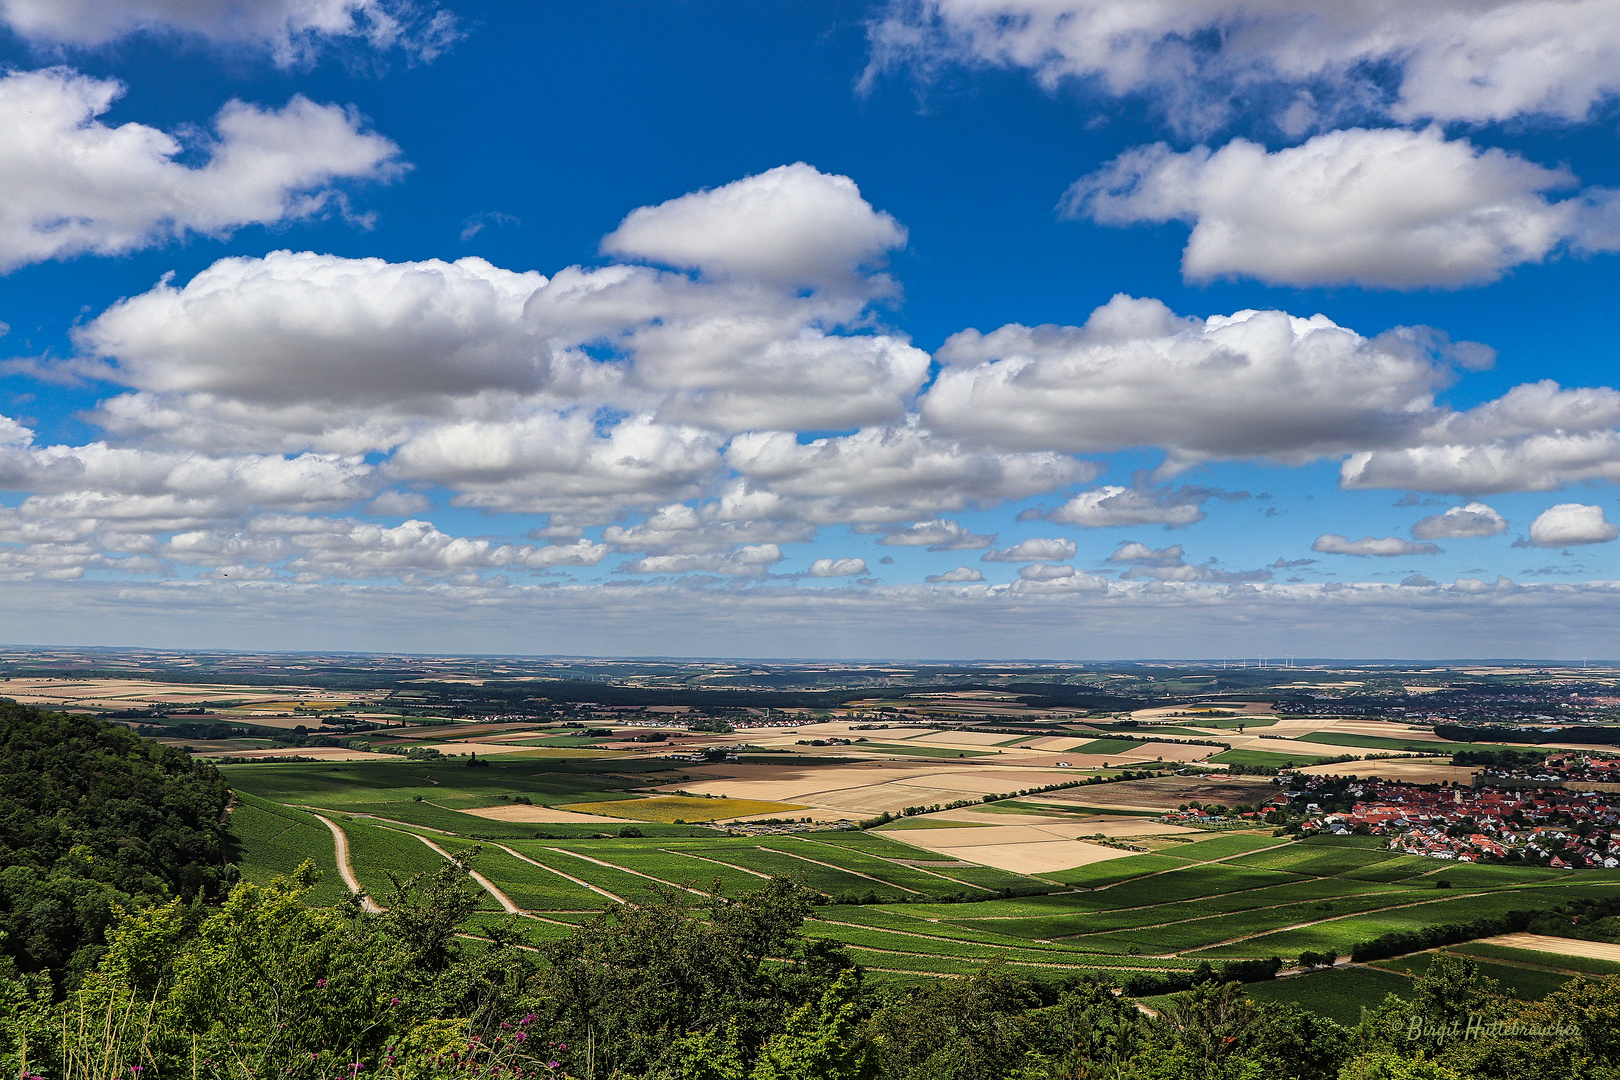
[1208,749,1341,768]
[562,795,806,821]
[221,753,1620,1026]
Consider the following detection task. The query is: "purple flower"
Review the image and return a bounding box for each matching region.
[316,978,327,988]
[521,1014,535,1026]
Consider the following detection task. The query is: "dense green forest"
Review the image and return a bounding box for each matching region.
[5,703,1620,1079]
[0,702,233,985]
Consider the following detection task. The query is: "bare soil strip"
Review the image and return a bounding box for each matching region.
[486,842,626,904]
[540,847,711,897]
[306,811,382,913]
[405,832,521,914]
[767,845,922,895]
[665,848,771,879]
[794,837,993,894]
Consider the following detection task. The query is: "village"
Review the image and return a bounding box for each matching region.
[1288,761,1620,869]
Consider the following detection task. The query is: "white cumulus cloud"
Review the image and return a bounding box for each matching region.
[620,544,785,577]
[1523,503,1620,547]
[0,0,458,64]
[1046,485,1213,529]
[807,557,868,577]
[923,295,1473,465]
[860,519,996,550]
[867,1,1620,130]
[981,537,1076,562]
[926,566,984,583]
[603,163,907,294]
[1312,534,1443,557]
[1412,502,1508,540]
[1017,562,1075,581]
[0,69,402,273]
[1066,127,1618,289]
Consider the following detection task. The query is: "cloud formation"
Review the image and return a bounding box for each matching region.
[868,1,1620,130]
[1106,540,1271,582]
[1067,128,1618,288]
[1524,503,1620,547]
[1046,485,1215,529]
[924,295,1476,466]
[980,537,1076,562]
[603,163,906,294]
[1312,535,1443,557]
[1412,502,1508,540]
[0,69,403,272]
[807,557,868,577]
[0,0,459,64]
[926,566,983,583]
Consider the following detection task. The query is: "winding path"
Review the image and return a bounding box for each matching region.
[406,832,523,914]
[307,811,382,913]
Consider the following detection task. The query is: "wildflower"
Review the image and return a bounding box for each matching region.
[316,978,327,988]
[511,1032,526,1043]
[521,1014,535,1026]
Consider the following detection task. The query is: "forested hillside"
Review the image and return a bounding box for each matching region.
[0,701,233,983]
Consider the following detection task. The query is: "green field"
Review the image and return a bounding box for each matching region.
[1070,738,1152,755]
[225,757,1620,1021]
[1376,951,1576,1000]
[1208,748,1342,768]
[228,793,349,906]
[1294,732,1550,755]
[1242,967,1413,1025]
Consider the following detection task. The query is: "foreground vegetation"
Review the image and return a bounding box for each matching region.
[8,859,1620,1080]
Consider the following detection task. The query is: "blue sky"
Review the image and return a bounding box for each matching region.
[4,0,1620,659]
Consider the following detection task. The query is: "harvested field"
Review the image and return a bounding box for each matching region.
[670,761,1080,815]
[1296,760,1477,784]
[1039,775,1278,811]
[461,804,642,824]
[883,820,1142,874]
[563,795,805,822]
[1480,934,1620,964]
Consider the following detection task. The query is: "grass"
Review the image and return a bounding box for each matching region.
[1243,967,1412,1025]
[341,819,495,907]
[1162,834,1284,860]
[1053,854,1194,888]
[1294,732,1548,756]
[562,795,806,822]
[1208,749,1342,769]
[1071,738,1152,755]
[223,757,651,809]
[228,793,349,906]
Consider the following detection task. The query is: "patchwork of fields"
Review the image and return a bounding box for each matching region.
[224,755,1620,1003]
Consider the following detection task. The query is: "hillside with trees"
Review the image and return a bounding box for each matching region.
[0,701,233,984]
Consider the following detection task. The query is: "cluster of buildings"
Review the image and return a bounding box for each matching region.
[1288,774,1620,868]
[1478,752,1620,786]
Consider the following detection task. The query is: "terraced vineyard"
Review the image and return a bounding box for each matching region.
[226,758,1620,995]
